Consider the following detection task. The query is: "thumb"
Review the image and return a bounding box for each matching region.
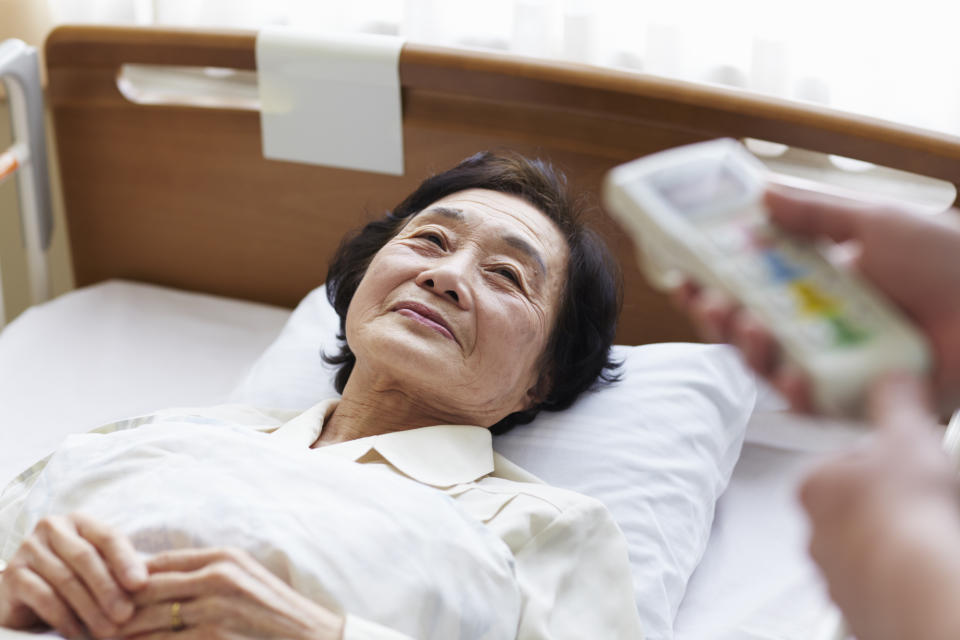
[764,184,867,243]
[867,372,936,435]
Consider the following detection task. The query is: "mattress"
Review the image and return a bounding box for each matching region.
[0,280,837,639]
[0,281,290,489]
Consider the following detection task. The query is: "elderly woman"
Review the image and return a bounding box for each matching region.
[0,152,641,639]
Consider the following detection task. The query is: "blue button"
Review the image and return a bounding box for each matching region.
[762,250,805,282]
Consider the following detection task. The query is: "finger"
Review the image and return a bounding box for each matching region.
[668,279,700,313]
[117,598,202,637]
[868,373,936,435]
[772,364,814,414]
[134,560,250,607]
[729,311,779,377]
[798,452,867,523]
[138,549,263,607]
[74,513,148,591]
[687,288,738,343]
[764,185,867,243]
[132,572,208,607]
[798,464,829,518]
[22,535,118,638]
[9,566,86,640]
[43,516,134,626]
[125,625,239,640]
[146,548,242,574]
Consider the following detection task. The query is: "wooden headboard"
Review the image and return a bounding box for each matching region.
[44,26,960,345]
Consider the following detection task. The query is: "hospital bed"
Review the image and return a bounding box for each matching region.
[3,24,960,640]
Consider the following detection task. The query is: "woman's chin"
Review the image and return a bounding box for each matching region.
[356,332,462,379]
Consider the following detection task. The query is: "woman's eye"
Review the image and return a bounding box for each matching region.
[496,268,521,286]
[423,233,444,248]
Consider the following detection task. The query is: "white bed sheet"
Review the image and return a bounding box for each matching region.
[0,280,838,639]
[0,280,291,488]
[674,440,834,639]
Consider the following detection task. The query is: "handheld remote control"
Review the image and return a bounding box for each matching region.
[602,138,930,416]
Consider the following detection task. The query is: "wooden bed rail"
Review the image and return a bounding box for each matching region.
[46,25,960,185]
[44,26,960,345]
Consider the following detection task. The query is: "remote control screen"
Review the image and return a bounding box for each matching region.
[650,158,749,219]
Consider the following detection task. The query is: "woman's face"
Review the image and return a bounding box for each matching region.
[345,188,569,427]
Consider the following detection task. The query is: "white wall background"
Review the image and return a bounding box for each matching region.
[45,0,960,139]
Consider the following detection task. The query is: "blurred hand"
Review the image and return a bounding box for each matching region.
[672,184,960,412]
[0,512,147,639]
[801,374,960,640]
[117,547,344,640]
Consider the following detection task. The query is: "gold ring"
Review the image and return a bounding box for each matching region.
[170,601,185,632]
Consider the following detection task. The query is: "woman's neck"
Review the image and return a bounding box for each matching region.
[314,363,466,447]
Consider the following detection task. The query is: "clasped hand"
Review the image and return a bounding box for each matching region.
[0,514,344,640]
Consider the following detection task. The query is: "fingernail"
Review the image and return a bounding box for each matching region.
[112,598,134,622]
[126,563,147,584]
[96,622,117,639]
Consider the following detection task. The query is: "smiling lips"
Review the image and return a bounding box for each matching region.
[392,302,458,343]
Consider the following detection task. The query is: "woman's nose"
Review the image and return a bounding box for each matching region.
[415,260,470,307]
[421,278,459,303]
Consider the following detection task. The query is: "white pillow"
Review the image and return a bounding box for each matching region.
[230,285,757,640]
[231,285,343,408]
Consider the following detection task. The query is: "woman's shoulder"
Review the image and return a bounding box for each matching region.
[142,403,298,429]
[452,454,626,565]
[464,452,613,519]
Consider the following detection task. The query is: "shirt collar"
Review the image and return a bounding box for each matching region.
[270,399,494,488]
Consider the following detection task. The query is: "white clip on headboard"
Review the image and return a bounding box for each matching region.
[255,27,405,176]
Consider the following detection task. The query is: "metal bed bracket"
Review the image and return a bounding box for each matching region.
[0,38,54,311]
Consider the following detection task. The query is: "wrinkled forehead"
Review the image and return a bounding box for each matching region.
[410,188,568,268]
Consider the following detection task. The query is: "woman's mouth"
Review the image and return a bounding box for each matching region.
[393,302,458,344]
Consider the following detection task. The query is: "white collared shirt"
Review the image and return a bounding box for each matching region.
[0,400,643,639]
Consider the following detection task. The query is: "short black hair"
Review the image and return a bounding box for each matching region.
[324,151,622,434]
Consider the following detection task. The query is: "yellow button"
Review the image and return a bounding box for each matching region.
[791,281,839,316]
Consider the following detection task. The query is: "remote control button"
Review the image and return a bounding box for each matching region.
[790,280,840,316]
[796,319,836,348]
[805,261,852,285]
[804,273,879,328]
[762,286,800,317]
[728,248,808,287]
[827,314,872,347]
[776,240,834,270]
[761,249,807,284]
[708,226,750,253]
[727,255,771,285]
[845,295,880,327]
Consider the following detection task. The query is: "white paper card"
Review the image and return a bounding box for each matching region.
[256,26,405,175]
